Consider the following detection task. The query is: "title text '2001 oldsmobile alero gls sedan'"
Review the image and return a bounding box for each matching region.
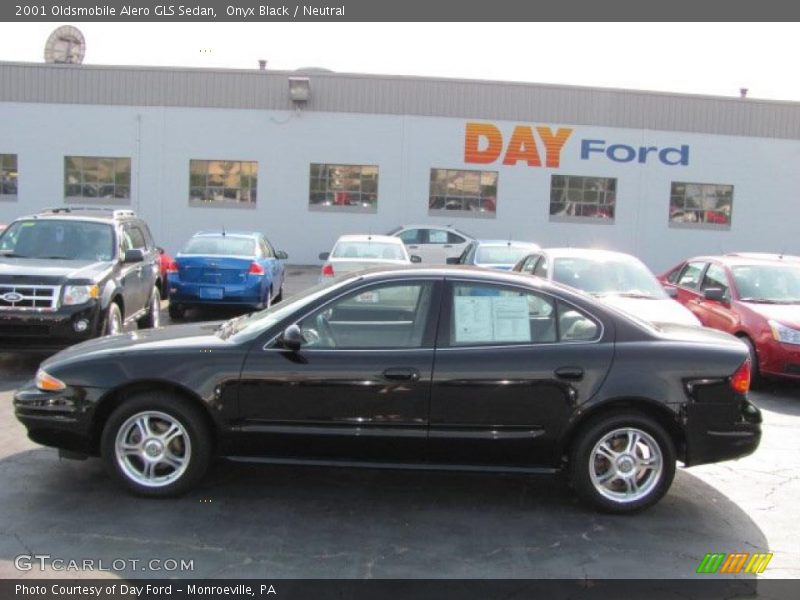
[15,267,761,513]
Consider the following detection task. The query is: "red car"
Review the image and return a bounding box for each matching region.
[660,253,800,384]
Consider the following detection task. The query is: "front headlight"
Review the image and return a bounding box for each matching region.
[769,320,800,345]
[35,369,66,391]
[63,284,99,306]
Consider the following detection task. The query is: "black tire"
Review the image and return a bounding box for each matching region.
[274,285,283,304]
[168,303,185,321]
[741,336,762,388]
[103,302,124,336]
[568,412,676,514]
[137,287,161,329]
[100,391,212,497]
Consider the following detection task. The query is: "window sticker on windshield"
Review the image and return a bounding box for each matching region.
[354,291,379,303]
[454,295,531,343]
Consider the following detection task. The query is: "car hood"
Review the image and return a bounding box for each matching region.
[44,321,229,367]
[0,256,113,284]
[599,295,701,327]
[740,302,800,328]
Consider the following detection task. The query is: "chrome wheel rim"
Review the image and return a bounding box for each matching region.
[589,427,663,503]
[108,307,122,335]
[114,411,191,488]
[151,292,161,328]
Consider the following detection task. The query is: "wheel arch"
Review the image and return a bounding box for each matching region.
[557,397,686,465]
[89,380,219,456]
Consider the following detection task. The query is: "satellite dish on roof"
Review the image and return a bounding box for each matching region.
[44,26,86,64]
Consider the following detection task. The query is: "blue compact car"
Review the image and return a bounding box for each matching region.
[167,231,287,319]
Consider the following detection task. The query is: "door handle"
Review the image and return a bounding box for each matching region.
[554,367,584,381]
[383,368,420,382]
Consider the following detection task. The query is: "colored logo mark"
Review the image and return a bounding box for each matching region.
[696,552,773,574]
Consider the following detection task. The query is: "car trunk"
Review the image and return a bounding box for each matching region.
[177,255,254,284]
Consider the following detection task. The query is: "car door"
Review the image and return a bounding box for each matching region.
[693,262,738,332]
[444,231,470,262]
[395,228,427,261]
[117,223,150,319]
[260,237,283,299]
[424,228,451,263]
[673,261,709,321]
[427,278,614,467]
[236,278,443,462]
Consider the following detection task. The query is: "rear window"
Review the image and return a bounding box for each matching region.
[183,236,256,256]
[332,241,406,260]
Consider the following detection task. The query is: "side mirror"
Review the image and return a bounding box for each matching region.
[319,252,330,261]
[280,324,304,352]
[276,250,289,260]
[123,248,145,263]
[410,255,422,264]
[446,257,460,265]
[664,286,678,298]
[703,287,726,302]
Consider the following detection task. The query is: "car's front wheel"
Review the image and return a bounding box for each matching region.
[569,412,676,513]
[137,287,161,329]
[100,392,211,497]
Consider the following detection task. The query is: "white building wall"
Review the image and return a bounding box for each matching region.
[1,101,799,272]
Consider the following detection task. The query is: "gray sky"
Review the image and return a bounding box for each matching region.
[1,22,799,101]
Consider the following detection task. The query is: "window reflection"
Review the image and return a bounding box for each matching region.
[428,168,497,216]
[308,164,378,211]
[189,160,258,207]
[64,156,131,202]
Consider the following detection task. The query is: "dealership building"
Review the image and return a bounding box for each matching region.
[1,60,799,270]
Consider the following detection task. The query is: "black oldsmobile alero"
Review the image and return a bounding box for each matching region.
[14,266,762,513]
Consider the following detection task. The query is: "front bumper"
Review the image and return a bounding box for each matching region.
[14,382,104,455]
[0,302,103,352]
[757,337,800,380]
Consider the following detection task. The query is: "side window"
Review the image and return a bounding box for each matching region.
[124,225,147,250]
[557,301,600,341]
[450,284,558,345]
[298,281,434,350]
[397,229,422,244]
[119,227,133,253]
[140,223,155,249]
[261,239,274,258]
[447,232,466,245]
[533,257,549,278]
[427,229,449,244]
[677,261,707,289]
[701,263,730,298]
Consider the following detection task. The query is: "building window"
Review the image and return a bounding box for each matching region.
[669,182,733,229]
[309,164,378,212]
[64,156,131,204]
[0,154,17,200]
[549,175,616,222]
[429,168,497,217]
[189,160,257,208]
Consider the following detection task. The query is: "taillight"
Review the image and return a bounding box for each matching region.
[321,263,335,277]
[249,262,265,275]
[731,358,751,394]
[166,260,179,273]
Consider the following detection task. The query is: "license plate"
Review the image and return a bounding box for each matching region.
[199,287,224,300]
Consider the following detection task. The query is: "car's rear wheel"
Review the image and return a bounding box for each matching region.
[104,302,123,336]
[274,285,283,304]
[168,303,185,321]
[100,392,211,497]
[137,287,161,329]
[569,412,675,513]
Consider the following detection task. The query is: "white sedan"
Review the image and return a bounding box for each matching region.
[319,234,420,279]
[514,248,701,327]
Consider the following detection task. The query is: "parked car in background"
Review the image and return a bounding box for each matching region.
[514,248,700,327]
[319,234,419,280]
[15,266,759,513]
[167,231,287,319]
[0,207,162,351]
[660,253,800,383]
[450,240,541,271]
[388,224,474,263]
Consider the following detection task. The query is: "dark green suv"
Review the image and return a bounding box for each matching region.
[0,207,162,352]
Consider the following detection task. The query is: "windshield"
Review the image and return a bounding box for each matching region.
[732,264,800,303]
[552,256,667,298]
[0,219,115,261]
[219,277,351,341]
[183,235,256,256]
[476,245,537,265]
[332,241,407,261]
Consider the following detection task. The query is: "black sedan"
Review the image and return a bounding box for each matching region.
[14,267,761,513]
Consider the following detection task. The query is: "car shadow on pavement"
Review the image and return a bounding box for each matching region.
[0,448,766,579]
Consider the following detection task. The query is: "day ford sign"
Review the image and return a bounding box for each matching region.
[463,122,690,167]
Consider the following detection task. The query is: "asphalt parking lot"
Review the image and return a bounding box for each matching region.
[0,266,799,580]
